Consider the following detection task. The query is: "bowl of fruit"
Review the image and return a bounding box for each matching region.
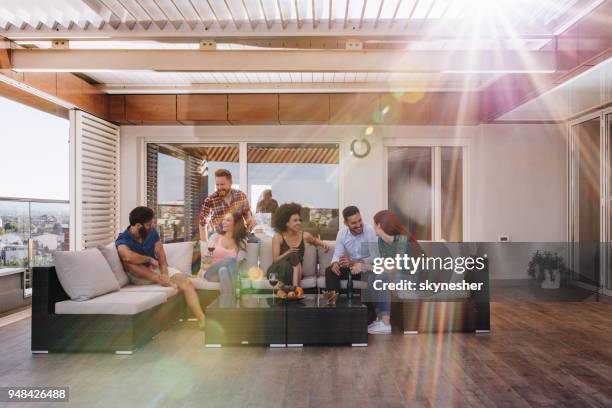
[275,286,305,301]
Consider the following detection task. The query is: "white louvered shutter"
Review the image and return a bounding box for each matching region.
[70,111,120,250]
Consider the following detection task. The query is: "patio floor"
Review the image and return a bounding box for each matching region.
[1,298,611,408]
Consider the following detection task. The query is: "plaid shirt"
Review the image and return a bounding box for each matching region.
[199,189,251,234]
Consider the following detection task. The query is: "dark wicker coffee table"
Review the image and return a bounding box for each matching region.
[205,294,286,347]
[286,294,368,347]
[205,293,368,347]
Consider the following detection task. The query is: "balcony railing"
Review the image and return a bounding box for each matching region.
[0,197,70,297]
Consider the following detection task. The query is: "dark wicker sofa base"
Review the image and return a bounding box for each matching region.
[32,266,219,353]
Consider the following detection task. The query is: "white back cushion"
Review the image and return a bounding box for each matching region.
[163,241,195,275]
[258,236,273,272]
[53,249,120,301]
[98,243,129,287]
[245,242,260,268]
[317,241,336,275]
[302,244,317,277]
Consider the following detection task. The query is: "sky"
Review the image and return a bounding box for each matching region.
[0,97,70,200]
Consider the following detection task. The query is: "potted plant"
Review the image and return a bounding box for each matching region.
[527,251,569,289]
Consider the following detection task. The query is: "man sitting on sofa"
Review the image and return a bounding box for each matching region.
[116,206,205,328]
[325,206,379,292]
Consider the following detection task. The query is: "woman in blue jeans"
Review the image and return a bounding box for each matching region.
[202,212,248,294]
[368,210,415,334]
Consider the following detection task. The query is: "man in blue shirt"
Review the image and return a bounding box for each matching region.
[325,206,379,292]
[116,206,205,328]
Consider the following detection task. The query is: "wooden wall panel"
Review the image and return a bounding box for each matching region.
[177,94,228,124]
[279,94,329,123]
[125,95,177,124]
[380,93,431,125]
[428,93,480,124]
[109,95,127,123]
[1,70,107,120]
[23,73,57,96]
[56,73,83,107]
[228,94,278,123]
[330,93,380,124]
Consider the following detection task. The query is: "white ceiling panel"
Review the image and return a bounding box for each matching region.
[0,0,603,38]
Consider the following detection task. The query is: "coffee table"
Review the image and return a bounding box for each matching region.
[205,294,286,347]
[204,293,368,347]
[286,294,368,347]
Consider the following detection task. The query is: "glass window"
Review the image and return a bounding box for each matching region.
[157,150,186,243]
[146,143,240,242]
[247,144,340,240]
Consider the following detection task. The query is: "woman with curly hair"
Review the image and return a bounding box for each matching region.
[267,203,329,287]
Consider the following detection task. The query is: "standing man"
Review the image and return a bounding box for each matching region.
[199,169,253,241]
[325,206,379,292]
[116,206,206,328]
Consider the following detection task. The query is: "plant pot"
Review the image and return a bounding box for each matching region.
[541,269,560,289]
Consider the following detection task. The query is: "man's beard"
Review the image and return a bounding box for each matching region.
[218,188,229,197]
[350,225,363,235]
[139,226,149,239]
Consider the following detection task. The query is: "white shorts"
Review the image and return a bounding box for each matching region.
[127,266,184,285]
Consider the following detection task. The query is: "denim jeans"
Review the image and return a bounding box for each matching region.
[204,258,238,294]
[367,271,391,317]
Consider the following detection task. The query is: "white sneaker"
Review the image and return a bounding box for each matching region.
[367,320,380,330]
[368,320,391,334]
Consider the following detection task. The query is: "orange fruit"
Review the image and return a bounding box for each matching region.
[295,287,304,297]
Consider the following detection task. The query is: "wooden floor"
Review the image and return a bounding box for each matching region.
[0,299,611,408]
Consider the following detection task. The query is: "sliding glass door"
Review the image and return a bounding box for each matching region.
[387,145,465,242]
[570,117,601,286]
[146,143,240,243]
[608,112,612,292]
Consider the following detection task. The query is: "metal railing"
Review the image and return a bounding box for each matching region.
[0,197,70,298]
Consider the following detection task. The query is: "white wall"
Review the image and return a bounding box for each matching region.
[472,123,568,242]
[120,122,568,278]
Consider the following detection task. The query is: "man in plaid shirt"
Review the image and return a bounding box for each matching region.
[199,168,253,240]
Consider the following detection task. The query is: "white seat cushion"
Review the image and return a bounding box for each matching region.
[120,284,178,299]
[300,276,317,289]
[164,241,195,275]
[55,291,166,315]
[251,279,272,290]
[251,276,316,290]
[191,277,220,291]
[53,249,120,301]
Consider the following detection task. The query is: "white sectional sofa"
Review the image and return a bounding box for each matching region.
[31,241,216,354]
